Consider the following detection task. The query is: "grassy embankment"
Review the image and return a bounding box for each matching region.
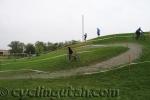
[0,33,150,100]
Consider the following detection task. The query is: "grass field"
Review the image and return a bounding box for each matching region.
[0,33,150,100]
[0,46,128,72]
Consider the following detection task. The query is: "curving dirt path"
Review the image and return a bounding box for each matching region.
[0,43,142,79]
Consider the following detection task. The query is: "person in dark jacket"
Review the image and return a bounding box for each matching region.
[84,33,87,41]
[68,47,73,61]
[97,28,100,37]
[135,27,143,40]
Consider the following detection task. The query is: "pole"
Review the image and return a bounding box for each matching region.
[82,15,84,41]
[0,60,1,70]
[128,54,131,72]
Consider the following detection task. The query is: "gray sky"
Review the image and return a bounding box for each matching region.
[0,0,150,49]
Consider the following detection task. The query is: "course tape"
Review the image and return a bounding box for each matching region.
[0,34,148,75]
[0,51,93,66]
[0,60,150,75]
[84,60,150,75]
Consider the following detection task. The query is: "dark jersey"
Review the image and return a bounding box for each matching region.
[68,47,73,54]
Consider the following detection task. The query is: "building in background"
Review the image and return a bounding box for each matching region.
[0,50,10,56]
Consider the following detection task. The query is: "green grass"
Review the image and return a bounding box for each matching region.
[0,32,150,100]
[0,62,149,100]
[0,46,128,72]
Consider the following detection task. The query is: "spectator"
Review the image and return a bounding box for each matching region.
[84,33,87,41]
[97,28,100,37]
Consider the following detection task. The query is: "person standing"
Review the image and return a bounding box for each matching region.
[97,28,100,37]
[84,33,87,41]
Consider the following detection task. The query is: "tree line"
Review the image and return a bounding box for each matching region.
[8,40,79,56]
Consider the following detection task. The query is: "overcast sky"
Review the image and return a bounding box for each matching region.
[0,0,150,49]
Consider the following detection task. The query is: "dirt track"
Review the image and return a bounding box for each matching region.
[0,43,142,79]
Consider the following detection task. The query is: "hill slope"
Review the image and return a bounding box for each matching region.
[0,33,150,100]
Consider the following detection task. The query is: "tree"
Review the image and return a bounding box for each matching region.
[35,41,46,55]
[25,43,35,54]
[8,41,25,53]
[46,42,56,51]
